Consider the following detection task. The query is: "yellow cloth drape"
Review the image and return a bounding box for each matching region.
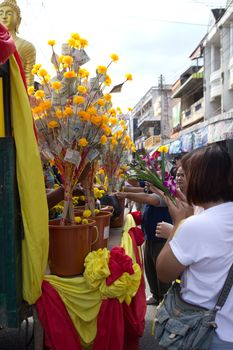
[45,275,101,345]
[121,213,137,262]
[10,55,49,304]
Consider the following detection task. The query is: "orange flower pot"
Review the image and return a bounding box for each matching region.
[48,219,98,277]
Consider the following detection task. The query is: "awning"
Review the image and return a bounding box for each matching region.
[172,68,204,99]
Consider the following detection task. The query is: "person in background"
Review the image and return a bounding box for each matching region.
[170,154,182,178]
[157,145,233,349]
[116,186,172,305]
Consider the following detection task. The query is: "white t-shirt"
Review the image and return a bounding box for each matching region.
[169,202,233,342]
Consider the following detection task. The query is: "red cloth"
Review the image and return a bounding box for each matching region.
[106,247,134,286]
[129,227,144,247]
[0,23,16,63]
[94,234,146,350]
[35,281,82,350]
[123,230,146,350]
[93,298,124,350]
[130,211,142,225]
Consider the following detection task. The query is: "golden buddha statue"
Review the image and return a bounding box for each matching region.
[0,0,36,86]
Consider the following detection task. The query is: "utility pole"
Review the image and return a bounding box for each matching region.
[158,74,165,144]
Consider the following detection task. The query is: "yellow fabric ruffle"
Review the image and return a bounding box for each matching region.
[45,275,101,345]
[10,55,49,304]
[84,248,141,305]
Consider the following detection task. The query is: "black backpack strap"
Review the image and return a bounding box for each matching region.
[215,263,233,310]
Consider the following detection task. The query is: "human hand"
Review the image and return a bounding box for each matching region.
[115,192,126,198]
[149,185,164,197]
[155,221,173,239]
[163,195,194,225]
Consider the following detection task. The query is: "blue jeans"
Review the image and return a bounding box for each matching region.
[210,333,233,349]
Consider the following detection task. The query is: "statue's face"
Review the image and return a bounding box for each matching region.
[0,5,18,32]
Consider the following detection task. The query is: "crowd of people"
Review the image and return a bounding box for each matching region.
[117,144,233,349]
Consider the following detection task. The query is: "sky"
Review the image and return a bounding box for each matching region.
[17,0,227,112]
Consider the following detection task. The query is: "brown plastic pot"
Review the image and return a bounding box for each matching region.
[74,210,112,250]
[48,219,98,277]
[90,211,112,251]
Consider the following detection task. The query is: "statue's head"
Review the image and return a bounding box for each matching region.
[0,0,21,33]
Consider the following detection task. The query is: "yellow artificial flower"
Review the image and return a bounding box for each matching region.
[31,68,38,75]
[78,110,90,121]
[48,40,56,46]
[34,90,45,99]
[110,53,119,62]
[42,75,50,83]
[119,120,125,126]
[96,99,106,106]
[67,37,76,47]
[27,86,34,95]
[128,107,132,112]
[104,93,112,102]
[78,138,88,147]
[91,115,102,126]
[98,169,105,175]
[158,145,169,153]
[83,209,92,218]
[41,100,51,110]
[63,55,73,66]
[80,38,88,48]
[51,81,62,90]
[117,130,123,138]
[58,55,64,64]
[64,106,73,116]
[104,74,112,86]
[78,68,90,78]
[55,109,63,118]
[75,216,82,224]
[111,137,118,146]
[102,115,109,124]
[101,124,111,136]
[109,108,116,116]
[77,85,87,94]
[97,65,107,75]
[38,68,48,77]
[131,146,136,153]
[73,96,85,104]
[48,121,58,128]
[71,32,80,40]
[33,63,42,71]
[87,106,97,115]
[100,135,107,144]
[109,116,117,125]
[125,73,133,81]
[82,219,88,224]
[64,71,76,79]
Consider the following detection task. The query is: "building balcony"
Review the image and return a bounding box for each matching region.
[181,97,204,128]
[137,108,160,128]
[210,68,221,100]
[144,135,161,150]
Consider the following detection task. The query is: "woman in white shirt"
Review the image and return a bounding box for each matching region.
[156,145,233,349]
